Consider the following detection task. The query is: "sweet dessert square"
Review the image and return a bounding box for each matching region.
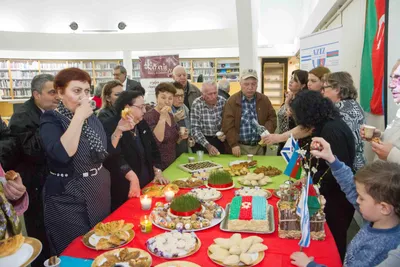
[227,196,270,232]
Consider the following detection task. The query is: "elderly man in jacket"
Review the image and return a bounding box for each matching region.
[172,65,201,110]
[222,69,277,157]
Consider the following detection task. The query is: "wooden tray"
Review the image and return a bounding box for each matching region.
[178,161,223,173]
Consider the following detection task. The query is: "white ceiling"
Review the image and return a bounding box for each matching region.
[0,0,321,51]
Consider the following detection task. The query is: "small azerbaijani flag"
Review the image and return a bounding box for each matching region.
[296,173,311,248]
[283,141,302,179]
[280,134,296,164]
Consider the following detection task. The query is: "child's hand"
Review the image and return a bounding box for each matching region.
[309,137,335,163]
[290,252,314,267]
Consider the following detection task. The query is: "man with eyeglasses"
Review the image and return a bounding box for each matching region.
[171,81,190,157]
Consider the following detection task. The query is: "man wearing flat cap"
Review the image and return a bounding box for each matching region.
[222,69,277,156]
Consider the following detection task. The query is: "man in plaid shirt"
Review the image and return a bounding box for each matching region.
[222,69,277,157]
[190,81,227,155]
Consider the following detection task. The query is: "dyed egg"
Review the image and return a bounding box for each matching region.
[184,223,192,230]
[176,222,184,231]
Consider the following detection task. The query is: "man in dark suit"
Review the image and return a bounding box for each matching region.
[113,65,141,91]
[7,74,58,266]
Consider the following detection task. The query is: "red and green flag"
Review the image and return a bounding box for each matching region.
[284,142,302,180]
[360,0,386,115]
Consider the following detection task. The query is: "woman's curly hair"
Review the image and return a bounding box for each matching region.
[290,90,340,129]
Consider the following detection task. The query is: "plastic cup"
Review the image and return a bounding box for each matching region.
[44,257,61,267]
[363,125,376,139]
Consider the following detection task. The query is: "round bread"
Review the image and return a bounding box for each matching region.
[5,170,17,181]
[0,234,25,257]
[121,107,131,119]
[371,137,381,143]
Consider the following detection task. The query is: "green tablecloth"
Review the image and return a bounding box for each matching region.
[163,153,289,189]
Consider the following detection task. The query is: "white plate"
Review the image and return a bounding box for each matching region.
[228,160,250,167]
[189,188,222,201]
[0,237,42,267]
[152,207,226,232]
[205,183,235,191]
[88,231,130,247]
[0,244,33,266]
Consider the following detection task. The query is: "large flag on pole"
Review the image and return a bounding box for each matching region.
[283,141,302,179]
[360,0,386,115]
[280,134,296,164]
[296,173,311,248]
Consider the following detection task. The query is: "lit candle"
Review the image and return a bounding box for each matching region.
[164,189,175,202]
[140,195,152,210]
[140,215,152,233]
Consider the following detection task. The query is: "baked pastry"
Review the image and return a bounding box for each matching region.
[371,137,381,143]
[121,107,131,119]
[0,234,25,257]
[5,170,17,181]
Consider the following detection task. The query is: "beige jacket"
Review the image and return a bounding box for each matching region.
[380,108,400,163]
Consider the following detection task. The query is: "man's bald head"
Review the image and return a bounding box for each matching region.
[172,66,188,87]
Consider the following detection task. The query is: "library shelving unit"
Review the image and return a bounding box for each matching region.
[0,60,11,100]
[261,58,288,107]
[132,60,140,82]
[216,58,240,82]
[192,59,215,83]
[93,60,120,85]
[179,60,192,79]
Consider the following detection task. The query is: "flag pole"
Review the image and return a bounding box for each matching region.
[300,246,303,252]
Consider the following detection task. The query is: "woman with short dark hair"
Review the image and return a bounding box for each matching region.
[102,90,164,210]
[290,90,355,261]
[40,68,111,254]
[144,83,188,170]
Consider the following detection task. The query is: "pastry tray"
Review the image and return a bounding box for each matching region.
[178,160,223,173]
[220,204,275,234]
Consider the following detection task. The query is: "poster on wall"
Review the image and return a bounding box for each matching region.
[300,26,342,72]
[139,55,179,103]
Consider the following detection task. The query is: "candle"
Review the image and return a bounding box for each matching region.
[140,195,152,210]
[140,215,152,233]
[164,189,175,202]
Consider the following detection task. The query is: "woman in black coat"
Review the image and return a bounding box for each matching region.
[102,90,167,211]
[290,90,355,262]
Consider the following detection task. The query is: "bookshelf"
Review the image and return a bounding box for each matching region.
[192,59,215,82]
[216,59,240,82]
[0,59,122,101]
[262,61,286,106]
[0,60,11,99]
[93,60,120,85]
[132,60,140,82]
[179,60,192,78]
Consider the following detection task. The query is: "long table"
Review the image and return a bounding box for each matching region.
[61,154,342,267]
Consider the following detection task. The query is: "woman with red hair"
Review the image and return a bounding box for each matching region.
[40,68,111,255]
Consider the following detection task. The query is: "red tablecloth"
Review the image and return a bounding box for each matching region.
[61,187,341,267]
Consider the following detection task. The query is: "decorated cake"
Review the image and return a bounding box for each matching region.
[169,195,202,217]
[207,171,233,189]
[277,185,326,240]
[227,196,270,232]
